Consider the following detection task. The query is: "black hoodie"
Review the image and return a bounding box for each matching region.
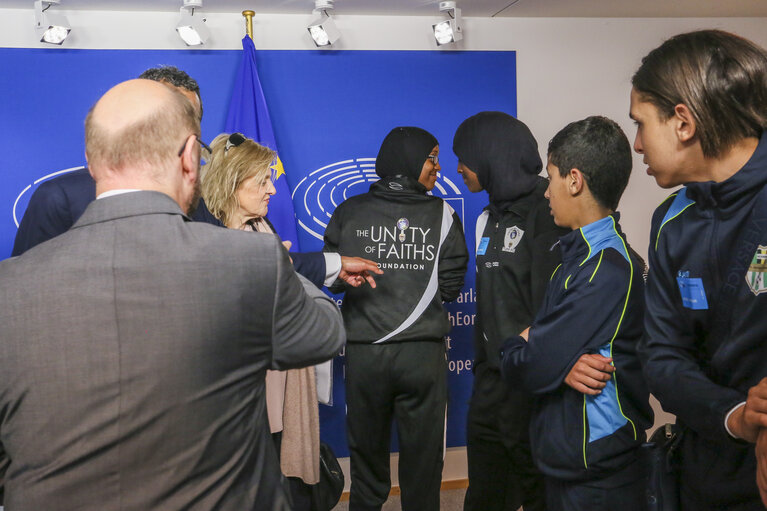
[452,112,567,441]
[324,127,469,343]
[453,112,566,372]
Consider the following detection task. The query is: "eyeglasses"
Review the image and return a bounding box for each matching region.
[225,132,247,154]
[427,154,439,165]
[177,135,212,157]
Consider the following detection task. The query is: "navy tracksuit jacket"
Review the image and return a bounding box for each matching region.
[639,131,767,507]
[501,214,652,482]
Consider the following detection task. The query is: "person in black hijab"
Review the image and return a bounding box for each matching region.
[374,126,440,189]
[324,126,468,511]
[453,111,566,511]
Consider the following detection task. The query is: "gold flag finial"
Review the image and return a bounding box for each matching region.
[242,10,255,40]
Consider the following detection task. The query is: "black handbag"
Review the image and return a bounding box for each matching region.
[643,423,683,511]
[310,442,345,511]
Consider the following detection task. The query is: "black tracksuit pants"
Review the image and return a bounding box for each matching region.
[463,364,546,511]
[345,341,447,511]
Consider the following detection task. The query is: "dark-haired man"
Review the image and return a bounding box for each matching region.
[11,66,217,257]
[501,116,653,511]
[632,29,767,510]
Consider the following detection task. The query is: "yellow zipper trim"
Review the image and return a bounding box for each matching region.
[589,251,604,283]
[608,216,637,440]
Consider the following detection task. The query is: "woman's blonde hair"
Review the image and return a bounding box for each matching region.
[201,133,276,226]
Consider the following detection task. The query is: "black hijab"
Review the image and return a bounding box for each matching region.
[375,127,439,181]
[452,111,542,210]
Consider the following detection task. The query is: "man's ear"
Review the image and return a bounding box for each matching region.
[569,168,585,196]
[673,103,697,143]
[179,135,199,185]
[86,155,95,180]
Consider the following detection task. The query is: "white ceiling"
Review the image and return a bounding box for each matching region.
[5,0,767,17]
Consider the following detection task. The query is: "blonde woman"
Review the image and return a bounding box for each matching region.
[202,132,380,509]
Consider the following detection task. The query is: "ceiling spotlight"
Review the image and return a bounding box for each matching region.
[307,0,340,47]
[432,1,463,46]
[34,0,71,45]
[176,0,210,46]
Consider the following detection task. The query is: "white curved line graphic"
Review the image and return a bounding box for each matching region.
[292,174,308,200]
[292,160,356,199]
[33,166,87,185]
[298,219,324,241]
[434,182,447,195]
[317,182,328,214]
[441,175,462,194]
[326,169,361,182]
[12,185,32,228]
[334,175,364,188]
[356,158,376,162]
[13,166,85,228]
[310,159,354,176]
[303,178,318,216]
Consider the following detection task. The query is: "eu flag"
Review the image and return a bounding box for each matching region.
[225,35,300,249]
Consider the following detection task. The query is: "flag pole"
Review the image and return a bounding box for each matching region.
[242,10,255,40]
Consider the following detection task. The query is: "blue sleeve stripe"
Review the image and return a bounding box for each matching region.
[655,188,695,251]
[582,396,588,468]
[584,216,637,448]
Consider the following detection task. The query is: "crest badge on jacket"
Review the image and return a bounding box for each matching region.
[503,226,524,253]
[746,245,767,295]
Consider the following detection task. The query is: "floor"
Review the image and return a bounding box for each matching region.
[332,487,467,511]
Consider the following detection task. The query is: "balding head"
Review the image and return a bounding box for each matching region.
[84,79,202,212]
[85,79,199,179]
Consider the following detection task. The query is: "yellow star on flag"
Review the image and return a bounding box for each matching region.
[270,156,286,180]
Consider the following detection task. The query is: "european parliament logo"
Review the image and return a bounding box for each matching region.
[292,157,465,241]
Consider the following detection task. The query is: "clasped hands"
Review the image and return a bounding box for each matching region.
[518,327,615,396]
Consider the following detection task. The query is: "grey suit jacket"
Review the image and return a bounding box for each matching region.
[0,191,345,511]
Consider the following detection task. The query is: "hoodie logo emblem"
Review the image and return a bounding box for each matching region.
[397,218,409,242]
[746,245,767,296]
[388,182,404,191]
[503,226,524,253]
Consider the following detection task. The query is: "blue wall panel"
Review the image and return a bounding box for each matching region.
[0,47,516,457]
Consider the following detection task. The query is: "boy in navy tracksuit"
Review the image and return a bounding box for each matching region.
[501,116,653,510]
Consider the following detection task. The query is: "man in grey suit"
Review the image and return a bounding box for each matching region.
[0,79,345,510]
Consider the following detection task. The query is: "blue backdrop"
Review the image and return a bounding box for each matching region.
[0,47,516,457]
